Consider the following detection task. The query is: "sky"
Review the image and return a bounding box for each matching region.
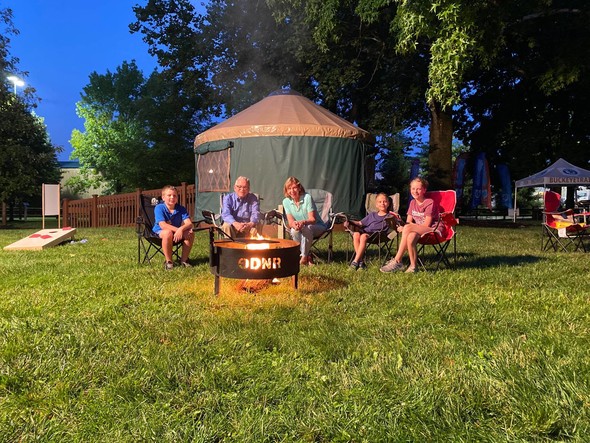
[5,0,159,161]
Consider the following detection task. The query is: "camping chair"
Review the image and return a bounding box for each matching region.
[307,189,347,262]
[272,189,345,263]
[202,193,266,240]
[416,190,459,271]
[542,191,589,252]
[201,193,227,239]
[136,194,182,264]
[346,193,400,264]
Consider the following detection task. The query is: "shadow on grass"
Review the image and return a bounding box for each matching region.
[297,275,348,295]
[188,256,210,267]
[456,252,545,269]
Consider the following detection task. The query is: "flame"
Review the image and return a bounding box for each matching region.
[246,233,270,250]
[246,243,270,250]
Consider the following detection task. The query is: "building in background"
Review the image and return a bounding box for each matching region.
[59,160,106,200]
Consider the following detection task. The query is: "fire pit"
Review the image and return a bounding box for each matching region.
[208,232,300,295]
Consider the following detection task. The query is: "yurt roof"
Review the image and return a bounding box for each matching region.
[194,90,374,147]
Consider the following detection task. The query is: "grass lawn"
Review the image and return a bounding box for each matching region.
[0,223,589,442]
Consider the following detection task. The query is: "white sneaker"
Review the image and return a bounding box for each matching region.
[380,259,404,273]
[404,266,416,273]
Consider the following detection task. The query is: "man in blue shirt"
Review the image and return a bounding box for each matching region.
[221,176,261,238]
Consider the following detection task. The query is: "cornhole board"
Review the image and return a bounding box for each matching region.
[3,227,77,251]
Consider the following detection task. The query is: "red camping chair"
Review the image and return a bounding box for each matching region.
[416,190,459,271]
[542,191,589,252]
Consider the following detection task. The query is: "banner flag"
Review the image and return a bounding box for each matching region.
[471,152,492,209]
[497,163,513,209]
[452,153,470,202]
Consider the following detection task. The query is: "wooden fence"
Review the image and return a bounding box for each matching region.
[62,183,196,228]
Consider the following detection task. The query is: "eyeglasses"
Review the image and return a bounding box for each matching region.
[235,185,249,189]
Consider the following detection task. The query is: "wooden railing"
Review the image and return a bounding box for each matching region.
[62,182,195,228]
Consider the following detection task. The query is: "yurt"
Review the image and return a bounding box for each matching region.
[193,90,374,218]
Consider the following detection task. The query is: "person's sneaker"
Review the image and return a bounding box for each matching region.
[380,259,404,273]
[164,260,174,271]
[404,266,416,273]
[179,261,192,268]
[349,261,359,270]
[357,261,367,271]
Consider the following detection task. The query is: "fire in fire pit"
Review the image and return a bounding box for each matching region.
[209,233,300,295]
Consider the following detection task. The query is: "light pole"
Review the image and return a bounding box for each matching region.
[7,75,25,95]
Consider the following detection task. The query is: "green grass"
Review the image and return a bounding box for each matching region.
[1,225,589,442]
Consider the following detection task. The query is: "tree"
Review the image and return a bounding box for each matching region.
[132,0,427,193]
[0,92,61,219]
[455,3,590,178]
[71,61,206,193]
[1,7,60,223]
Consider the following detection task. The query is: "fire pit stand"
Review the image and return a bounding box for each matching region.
[208,229,300,295]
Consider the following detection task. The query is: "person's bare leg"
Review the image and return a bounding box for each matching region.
[181,231,194,263]
[355,233,369,262]
[406,232,420,269]
[160,230,174,262]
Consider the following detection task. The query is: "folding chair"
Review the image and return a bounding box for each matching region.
[201,194,226,239]
[416,190,459,271]
[346,193,400,264]
[136,194,182,264]
[542,191,589,252]
[271,189,345,263]
[307,189,347,262]
[202,192,265,240]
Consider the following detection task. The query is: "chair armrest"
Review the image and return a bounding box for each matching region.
[440,212,459,227]
[202,210,223,227]
[544,209,574,216]
[263,209,284,226]
[328,212,347,230]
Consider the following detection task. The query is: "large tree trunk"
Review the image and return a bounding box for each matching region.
[427,99,453,190]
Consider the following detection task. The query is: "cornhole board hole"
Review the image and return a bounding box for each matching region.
[3,227,77,251]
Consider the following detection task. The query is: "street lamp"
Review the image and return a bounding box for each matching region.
[7,75,25,95]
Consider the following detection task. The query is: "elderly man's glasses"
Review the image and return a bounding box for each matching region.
[235,185,249,189]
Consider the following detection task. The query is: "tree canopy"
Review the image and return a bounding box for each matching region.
[131,0,429,194]
[70,60,208,193]
[1,7,60,222]
[0,90,61,207]
[72,0,590,200]
[266,0,590,189]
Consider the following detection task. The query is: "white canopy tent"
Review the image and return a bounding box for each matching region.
[513,158,590,221]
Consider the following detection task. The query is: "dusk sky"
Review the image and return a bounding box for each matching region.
[5,1,162,161]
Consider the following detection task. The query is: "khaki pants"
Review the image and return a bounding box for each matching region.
[222,222,260,239]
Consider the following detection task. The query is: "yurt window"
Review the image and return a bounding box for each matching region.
[197,149,231,192]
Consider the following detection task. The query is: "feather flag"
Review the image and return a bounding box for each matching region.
[452,153,470,203]
[471,152,492,209]
[496,163,513,209]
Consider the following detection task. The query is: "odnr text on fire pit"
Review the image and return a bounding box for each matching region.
[209,238,300,294]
